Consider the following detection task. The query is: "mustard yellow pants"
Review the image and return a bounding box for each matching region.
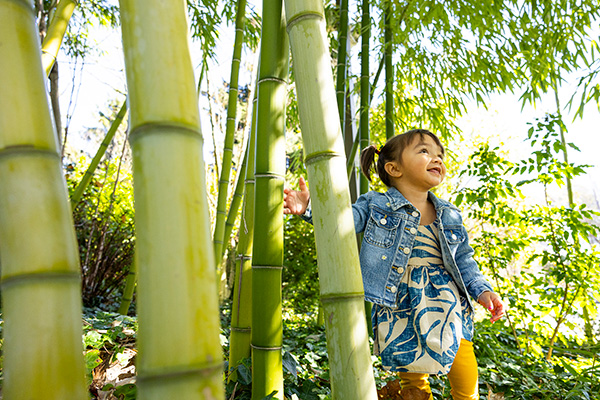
[398,339,479,400]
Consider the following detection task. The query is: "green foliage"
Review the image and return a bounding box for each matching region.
[66,156,135,309]
[283,215,320,315]
[224,303,332,400]
[475,321,600,400]
[452,113,600,397]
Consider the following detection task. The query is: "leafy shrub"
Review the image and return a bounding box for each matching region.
[66,157,135,309]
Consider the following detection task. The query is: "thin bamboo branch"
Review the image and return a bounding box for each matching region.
[71,101,127,207]
[214,0,248,263]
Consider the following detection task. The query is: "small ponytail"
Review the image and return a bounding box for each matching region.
[360,145,379,183]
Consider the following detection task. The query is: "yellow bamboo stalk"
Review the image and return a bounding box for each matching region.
[118,0,223,398]
[41,0,77,76]
[284,0,377,398]
[0,0,87,398]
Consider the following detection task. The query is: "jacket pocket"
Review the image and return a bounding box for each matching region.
[443,225,465,245]
[364,208,401,248]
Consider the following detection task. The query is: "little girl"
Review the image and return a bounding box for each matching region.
[283,129,505,400]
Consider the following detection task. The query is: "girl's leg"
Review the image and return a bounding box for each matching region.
[447,339,479,400]
[398,372,433,400]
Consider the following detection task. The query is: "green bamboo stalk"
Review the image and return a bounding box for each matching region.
[41,0,76,76]
[118,0,223,398]
[221,139,248,259]
[285,1,377,398]
[118,256,136,315]
[251,0,288,397]
[70,101,127,207]
[384,0,394,139]
[213,0,248,263]
[0,1,87,398]
[335,0,349,133]
[228,92,258,377]
[360,0,370,195]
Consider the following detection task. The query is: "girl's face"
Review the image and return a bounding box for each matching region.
[395,135,446,191]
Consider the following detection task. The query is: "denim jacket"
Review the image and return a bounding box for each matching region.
[303,187,493,308]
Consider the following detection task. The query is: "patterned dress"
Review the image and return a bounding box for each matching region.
[372,221,474,374]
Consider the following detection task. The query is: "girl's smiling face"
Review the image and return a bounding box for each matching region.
[394,135,446,191]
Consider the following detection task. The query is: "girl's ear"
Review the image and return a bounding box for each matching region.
[384,161,402,178]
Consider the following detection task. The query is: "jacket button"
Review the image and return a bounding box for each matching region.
[380,218,387,225]
[398,267,404,274]
[390,285,397,293]
[410,227,417,234]
[412,211,419,217]
[452,234,457,240]
[403,247,410,254]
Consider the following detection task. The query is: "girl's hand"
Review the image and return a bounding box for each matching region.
[283,176,310,215]
[478,291,505,323]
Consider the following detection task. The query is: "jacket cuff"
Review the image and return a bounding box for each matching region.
[299,200,313,224]
[469,279,494,302]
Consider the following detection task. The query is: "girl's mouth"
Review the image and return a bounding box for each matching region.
[428,166,442,175]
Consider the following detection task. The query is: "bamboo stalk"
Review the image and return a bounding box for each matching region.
[213,0,248,263]
[384,0,394,139]
[284,0,377,398]
[228,92,258,377]
[118,257,136,315]
[222,140,248,258]
[71,101,128,207]
[335,0,349,134]
[118,0,223,398]
[0,1,87,398]
[41,0,77,76]
[251,0,288,398]
[360,0,370,195]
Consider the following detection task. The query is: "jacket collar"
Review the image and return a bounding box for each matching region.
[383,186,450,212]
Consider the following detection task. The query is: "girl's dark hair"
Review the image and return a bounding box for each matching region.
[360,129,444,187]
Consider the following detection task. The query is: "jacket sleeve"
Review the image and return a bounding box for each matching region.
[302,192,371,234]
[351,192,370,234]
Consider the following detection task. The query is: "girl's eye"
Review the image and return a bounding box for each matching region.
[420,148,428,154]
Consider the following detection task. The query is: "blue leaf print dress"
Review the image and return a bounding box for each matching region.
[372,221,474,374]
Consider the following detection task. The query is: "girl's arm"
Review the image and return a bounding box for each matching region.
[283,176,370,234]
[452,220,506,322]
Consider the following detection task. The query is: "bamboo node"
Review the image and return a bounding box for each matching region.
[286,12,324,32]
[252,265,283,270]
[137,360,224,384]
[231,326,251,333]
[251,344,282,351]
[128,123,202,143]
[254,173,285,180]
[257,76,287,85]
[0,271,80,289]
[0,146,58,161]
[304,151,344,166]
[320,292,364,303]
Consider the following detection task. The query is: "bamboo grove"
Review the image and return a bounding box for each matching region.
[1,0,600,399]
